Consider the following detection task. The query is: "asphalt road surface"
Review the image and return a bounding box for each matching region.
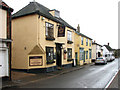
[19,59,119,88]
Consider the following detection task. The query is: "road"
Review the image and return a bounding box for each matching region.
[19,59,119,88]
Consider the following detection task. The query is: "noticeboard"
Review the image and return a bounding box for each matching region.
[29,56,43,66]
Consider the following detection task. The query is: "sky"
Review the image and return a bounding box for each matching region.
[3,0,119,49]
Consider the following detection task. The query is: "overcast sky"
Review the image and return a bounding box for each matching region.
[3,0,119,49]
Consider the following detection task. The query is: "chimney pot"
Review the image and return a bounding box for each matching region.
[77,24,80,33]
[108,43,109,46]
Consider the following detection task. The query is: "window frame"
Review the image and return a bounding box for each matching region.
[86,39,88,46]
[46,47,54,62]
[67,48,72,59]
[45,22,54,37]
[89,40,91,46]
[79,48,84,60]
[81,37,84,45]
[86,51,88,59]
[89,49,92,59]
[67,30,72,41]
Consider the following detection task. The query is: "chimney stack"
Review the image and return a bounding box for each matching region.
[77,24,80,33]
[108,43,109,46]
[94,40,96,43]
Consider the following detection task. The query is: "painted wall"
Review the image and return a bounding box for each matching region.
[0,9,7,39]
[74,33,92,65]
[12,14,38,69]
[92,44,96,59]
[12,14,75,69]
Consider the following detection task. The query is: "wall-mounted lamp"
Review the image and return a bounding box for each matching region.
[41,17,45,20]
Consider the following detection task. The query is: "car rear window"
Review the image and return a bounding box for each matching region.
[97,58,103,59]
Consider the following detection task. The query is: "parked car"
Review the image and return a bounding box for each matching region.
[95,57,107,65]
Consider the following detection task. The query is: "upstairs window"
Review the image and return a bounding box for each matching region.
[86,39,88,46]
[67,30,72,41]
[89,40,91,46]
[81,37,84,45]
[45,22,54,37]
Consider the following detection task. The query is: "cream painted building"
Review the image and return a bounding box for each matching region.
[74,25,92,66]
[12,1,76,72]
[92,42,103,62]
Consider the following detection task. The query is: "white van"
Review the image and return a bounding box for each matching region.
[105,53,115,62]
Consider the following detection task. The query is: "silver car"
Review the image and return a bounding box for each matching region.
[95,57,107,65]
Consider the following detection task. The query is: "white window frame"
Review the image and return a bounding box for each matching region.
[67,30,72,41]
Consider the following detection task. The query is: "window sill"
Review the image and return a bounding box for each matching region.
[47,60,55,64]
[67,59,73,62]
[46,36,55,41]
[67,40,73,44]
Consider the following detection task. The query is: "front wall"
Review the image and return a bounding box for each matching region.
[38,16,74,67]
[92,45,96,59]
[74,33,92,65]
[0,9,7,39]
[12,14,75,69]
[12,14,38,69]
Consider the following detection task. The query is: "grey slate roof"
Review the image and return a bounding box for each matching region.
[104,45,113,51]
[12,2,76,30]
[92,42,102,47]
[75,31,92,40]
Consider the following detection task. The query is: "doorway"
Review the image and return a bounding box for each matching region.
[75,52,78,65]
[56,44,62,67]
[0,49,8,77]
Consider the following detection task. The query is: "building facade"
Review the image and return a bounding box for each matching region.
[74,26,92,66]
[12,1,75,72]
[102,43,114,57]
[0,1,13,78]
[92,42,103,62]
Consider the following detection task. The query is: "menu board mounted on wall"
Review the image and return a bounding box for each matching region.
[29,56,43,66]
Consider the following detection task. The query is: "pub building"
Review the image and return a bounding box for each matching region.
[12,1,76,72]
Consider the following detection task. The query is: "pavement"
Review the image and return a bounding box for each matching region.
[107,69,120,89]
[1,63,95,89]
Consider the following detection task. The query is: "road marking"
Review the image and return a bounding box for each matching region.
[104,70,119,89]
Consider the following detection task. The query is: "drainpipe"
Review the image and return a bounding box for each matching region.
[8,9,12,81]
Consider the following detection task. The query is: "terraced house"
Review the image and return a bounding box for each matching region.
[0,1,13,79]
[12,1,76,72]
[74,25,92,66]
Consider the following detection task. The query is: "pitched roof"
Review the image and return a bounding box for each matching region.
[104,45,113,51]
[75,31,92,40]
[12,1,76,30]
[0,1,13,12]
[92,42,102,47]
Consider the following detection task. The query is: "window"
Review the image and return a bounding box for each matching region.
[86,51,88,59]
[86,39,88,46]
[80,48,84,60]
[67,30,72,41]
[45,22,54,37]
[81,37,83,45]
[89,49,92,59]
[67,48,72,59]
[89,40,91,46]
[46,47,54,61]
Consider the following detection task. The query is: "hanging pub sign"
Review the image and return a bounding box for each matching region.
[29,56,43,66]
[58,25,65,37]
